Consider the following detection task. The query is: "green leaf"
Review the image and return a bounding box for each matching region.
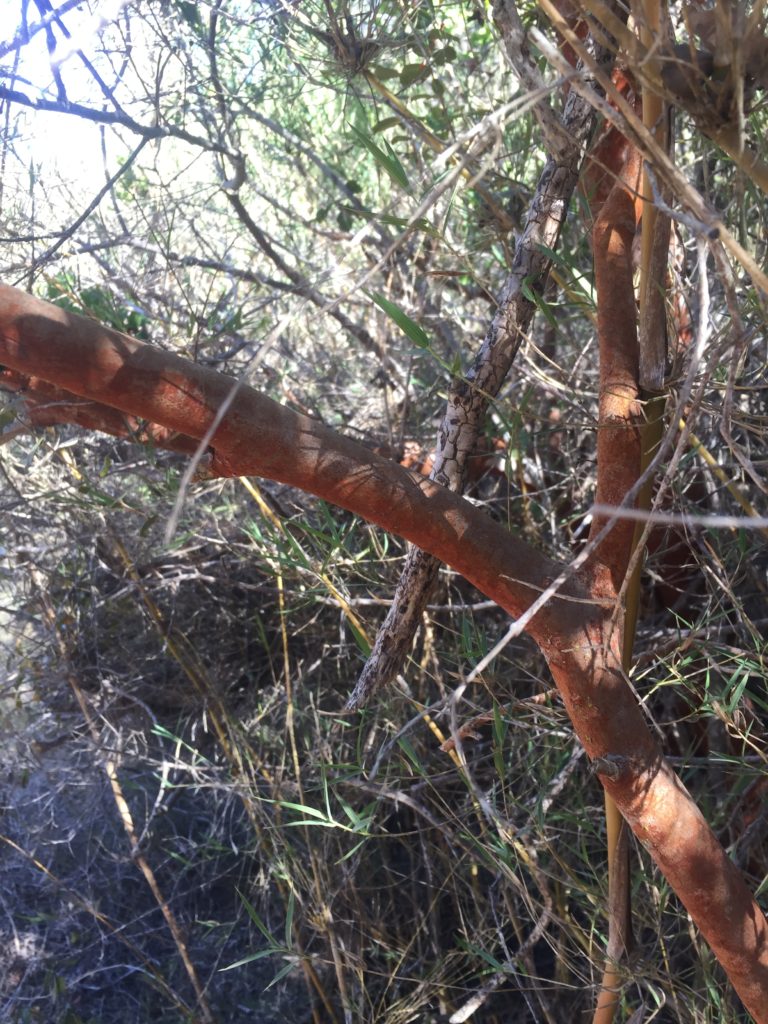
[277,800,328,820]
[284,889,295,949]
[726,668,750,714]
[336,837,369,864]
[493,702,508,780]
[219,948,281,972]
[521,277,537,304]
[337,795,370,830]
[432,45,457,66]
[371,65,399,81]
[283,819,340,828]
[456,935,504,970]
[400,62,428,87]
[373,117,401,133]
[347,123,409,190]
[398,736,424,773]
[236,889,278,945]
[348,620,371,656]
[492,702,507,749]
[264,959,298,991]
[337,206,436,234]
[366,291,430,349]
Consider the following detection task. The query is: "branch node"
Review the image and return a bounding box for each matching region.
[590,753,630,780]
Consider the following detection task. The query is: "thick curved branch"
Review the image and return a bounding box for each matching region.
[0,368,202,456]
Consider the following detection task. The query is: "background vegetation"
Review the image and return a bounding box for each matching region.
[0,2,766,1022]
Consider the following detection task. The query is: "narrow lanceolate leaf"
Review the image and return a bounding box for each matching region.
[347,123,409,190]
[236,888,278,943]
[367,291,430,349]
[276,800,328,820]
[373,116,400,133]
[284,889,295,949]
[219,948,281,972]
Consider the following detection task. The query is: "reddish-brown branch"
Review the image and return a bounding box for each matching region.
[1,285,767,1019]
[584,81,645,588]
[1,369,202,456]
[577,67,647,1024]
[548,636,768,1016]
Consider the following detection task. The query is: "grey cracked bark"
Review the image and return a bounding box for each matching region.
[346,10,612,711]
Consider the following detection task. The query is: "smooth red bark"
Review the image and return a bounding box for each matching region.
[0,368,203,456]
[584,80,646,588]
